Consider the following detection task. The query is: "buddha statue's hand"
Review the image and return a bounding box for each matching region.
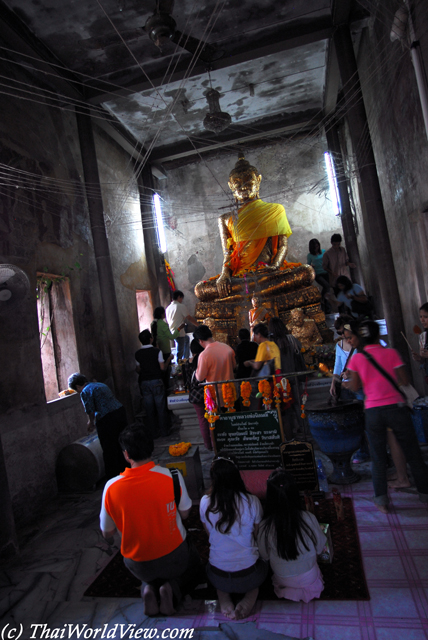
[263,264,279,272]
[216,273,231,298]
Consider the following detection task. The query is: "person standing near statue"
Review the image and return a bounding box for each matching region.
[194,325,236,406]
[166,290,200,361]
[322,234,356,289]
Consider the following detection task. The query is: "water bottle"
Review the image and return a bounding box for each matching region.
[316,459,329,493]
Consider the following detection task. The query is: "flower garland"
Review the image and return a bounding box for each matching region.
[301,377,309,418]
[280,377,293,408]
[240,381,252,407]
[273,381,282,406]
[222,382,237,413]
[204,384,220,429]
[164,260,176,292]
[169,442,191,457]
[258,379,272,410]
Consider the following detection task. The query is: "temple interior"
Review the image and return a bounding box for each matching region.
[1,0,428,637]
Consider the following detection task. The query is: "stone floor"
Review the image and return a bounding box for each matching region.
[1,418,428,640]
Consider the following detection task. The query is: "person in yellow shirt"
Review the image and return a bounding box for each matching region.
[244,323,281,373]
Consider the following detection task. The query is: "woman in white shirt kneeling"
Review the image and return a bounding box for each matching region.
[258,469,326,603]
[199,455,267,620]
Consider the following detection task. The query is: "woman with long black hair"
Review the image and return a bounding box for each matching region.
[199,456,267,620]
[258,469,326,602]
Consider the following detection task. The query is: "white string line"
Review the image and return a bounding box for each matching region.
[0,11,418,232]
[94,0,235,228]
[94,0,227,194]
[0,5,331,105]
[109,0,206,180]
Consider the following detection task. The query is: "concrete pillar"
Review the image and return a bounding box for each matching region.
[139,164,170,309]
[325,121,364,287]
[75,108,133,416]
[333,25,408,358]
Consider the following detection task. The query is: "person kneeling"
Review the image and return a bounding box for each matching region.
[200,455,268,620]
[258,469,326,603]
[100,425,200,615]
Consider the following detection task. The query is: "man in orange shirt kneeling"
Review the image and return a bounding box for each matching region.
[100,425,200,615]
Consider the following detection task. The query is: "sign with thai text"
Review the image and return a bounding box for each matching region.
[213,410,282,470]
[280,440,319,491]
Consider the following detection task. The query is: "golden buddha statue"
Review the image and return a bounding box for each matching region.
[287,308,323,349]
[193,154,331,348]
[195,155,315,302]
[248,296,271,338]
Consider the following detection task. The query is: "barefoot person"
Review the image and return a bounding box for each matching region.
[258,469,326,602]
[200,455,268,620]
[100,425,200,615]
[344,321,428,514]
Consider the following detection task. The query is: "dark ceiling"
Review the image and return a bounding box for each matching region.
[0,0,369,165]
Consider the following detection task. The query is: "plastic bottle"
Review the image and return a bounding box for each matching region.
[316,459,329,493]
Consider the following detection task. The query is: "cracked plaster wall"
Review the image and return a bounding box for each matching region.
[0,61,148,540]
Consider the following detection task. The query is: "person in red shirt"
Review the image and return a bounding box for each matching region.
[100,425,200,615]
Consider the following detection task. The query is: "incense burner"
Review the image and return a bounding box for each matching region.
[306,401,365,484]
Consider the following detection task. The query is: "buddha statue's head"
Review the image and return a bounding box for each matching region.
[228,154,262,202]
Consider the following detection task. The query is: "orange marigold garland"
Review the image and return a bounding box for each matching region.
[240,381,252,407]
[258,379,272,410]
[169,442,191,456]
[204,384,220,429]
[273,381,282,406]
[222,382,237,413]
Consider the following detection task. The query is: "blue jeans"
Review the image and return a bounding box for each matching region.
[365,404,428,506]
[139,379,170,437]
[175,336,189,360]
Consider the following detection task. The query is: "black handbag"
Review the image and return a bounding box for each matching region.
[188,371,205,404]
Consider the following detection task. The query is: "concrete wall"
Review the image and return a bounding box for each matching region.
[350,1,428,389]
[158,137,343,313]
[0,60,150,547]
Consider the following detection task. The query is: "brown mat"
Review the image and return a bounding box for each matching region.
[84,497,369,601]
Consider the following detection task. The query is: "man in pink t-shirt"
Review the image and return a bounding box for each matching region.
[194,325,236,405]
[345,320,428,513]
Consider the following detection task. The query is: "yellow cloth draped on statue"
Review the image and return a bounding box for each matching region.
[224,199,298,276]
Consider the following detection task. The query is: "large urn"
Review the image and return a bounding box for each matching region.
[306,401,365,484]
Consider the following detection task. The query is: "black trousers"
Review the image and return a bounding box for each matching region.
[96,406,128,479]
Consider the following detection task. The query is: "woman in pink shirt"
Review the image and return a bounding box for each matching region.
[345,320,428,513]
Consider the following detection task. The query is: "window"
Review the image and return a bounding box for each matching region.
[37,274,79,401]
[136,290,154,332]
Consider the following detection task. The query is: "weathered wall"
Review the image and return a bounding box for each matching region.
[0,59,149,544]
[94,127,150,412]
[1,395,87,526]
[351,1,428,388]
[158,137,343,313]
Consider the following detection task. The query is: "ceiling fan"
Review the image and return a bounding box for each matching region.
[145,0,224,63]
